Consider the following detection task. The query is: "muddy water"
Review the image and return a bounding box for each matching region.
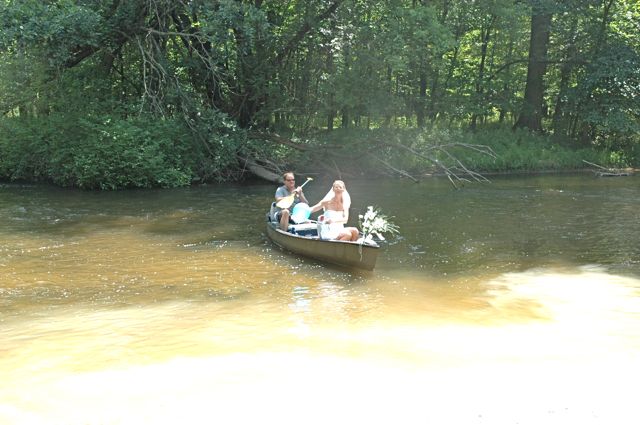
[1,176,639,424]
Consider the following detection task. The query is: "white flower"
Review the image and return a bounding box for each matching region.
[358,206,399,242]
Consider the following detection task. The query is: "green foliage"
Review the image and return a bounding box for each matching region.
[0,117,50,180]
[0,0,102,65]
[0,115,190,189]
[0,109,248,189]
[0,0,638,189]
[578,38,640,151]
[455,128,611,171]
[188,108,249,182]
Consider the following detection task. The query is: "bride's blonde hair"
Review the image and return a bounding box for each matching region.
[321,180,351,209]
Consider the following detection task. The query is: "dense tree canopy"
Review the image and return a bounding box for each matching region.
[1,0,638,188]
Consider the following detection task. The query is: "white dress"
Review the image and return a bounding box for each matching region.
[318,209,344,240]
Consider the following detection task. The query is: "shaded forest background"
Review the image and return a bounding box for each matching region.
[1,0,638,189]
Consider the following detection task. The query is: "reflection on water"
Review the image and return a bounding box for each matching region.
[1,177,640,424]
[2,267,639,424]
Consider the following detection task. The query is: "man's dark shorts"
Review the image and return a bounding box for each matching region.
[274,209,293,223]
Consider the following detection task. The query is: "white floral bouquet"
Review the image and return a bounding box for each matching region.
[358,206,399,242]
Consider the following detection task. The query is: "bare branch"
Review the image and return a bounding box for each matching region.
[375,139,494,188]
[368,154,419,182]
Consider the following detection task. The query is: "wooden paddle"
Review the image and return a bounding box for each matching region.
[276,177,313,209]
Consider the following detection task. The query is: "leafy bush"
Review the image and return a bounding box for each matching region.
[0,116,193,189]
[48,116,194,189]
[0,118,50,180]
[0,112,246,189]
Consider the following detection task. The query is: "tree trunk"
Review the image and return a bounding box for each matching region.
[471,17,495,131]
[514,7,552,132]
[424,0,450,123]
[341,110,349,128]
[326,44,335,131]
[551,34,577,141]
[416,66,427,128]
[383,65,393,127]
[327,94,335,131]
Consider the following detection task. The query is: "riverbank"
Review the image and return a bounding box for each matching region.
[298,127,638,184]
[1,123,637,190]
[422,167,637,179]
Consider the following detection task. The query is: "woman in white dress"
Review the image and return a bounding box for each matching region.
[310,180,359,241]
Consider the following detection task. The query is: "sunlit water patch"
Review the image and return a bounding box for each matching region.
[1,266,639,424]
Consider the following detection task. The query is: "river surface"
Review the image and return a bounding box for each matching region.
[1,175,639,424]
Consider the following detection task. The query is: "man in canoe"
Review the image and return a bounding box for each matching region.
[274,172,309,231]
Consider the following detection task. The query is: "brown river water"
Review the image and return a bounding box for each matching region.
[1,175,639,424]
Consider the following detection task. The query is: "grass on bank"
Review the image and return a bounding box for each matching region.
[440,128,616,173]
[310,127,635,178]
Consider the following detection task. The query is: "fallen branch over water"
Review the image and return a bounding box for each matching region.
[394,142,494,188]
[242,132,496,188]
[368,153,419,182]
[582,160,631,177]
